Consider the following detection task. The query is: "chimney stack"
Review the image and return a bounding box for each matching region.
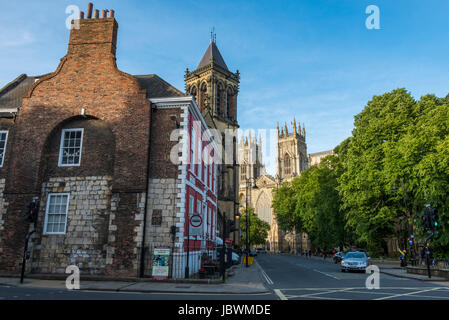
[87,2,93,19]
[69,3,118,56]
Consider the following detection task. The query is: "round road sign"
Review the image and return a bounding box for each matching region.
[189,214,203,228]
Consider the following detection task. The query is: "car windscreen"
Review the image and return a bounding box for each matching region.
[345,252,365,259]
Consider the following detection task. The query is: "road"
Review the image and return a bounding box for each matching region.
[256,254,449,300]
[0,284,276,300]
[1,254,448,301]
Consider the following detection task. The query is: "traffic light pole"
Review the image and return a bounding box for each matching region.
[425,232,434,279]
[221,212,226,282]
[20,230,35,284]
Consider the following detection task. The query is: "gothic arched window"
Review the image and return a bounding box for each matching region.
[227,89,233,121]
[284,155,291,175]
[241,164,247,181]
[200,83,207,111]
[217,84,224,116]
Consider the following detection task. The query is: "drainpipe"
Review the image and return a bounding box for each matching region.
[139,104,154,278]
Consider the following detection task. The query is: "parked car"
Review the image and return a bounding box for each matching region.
[250,250,257,257]
[333,251,345,264]
[256,248,268,254]
[231,252,240,265]
[341,251,370,272]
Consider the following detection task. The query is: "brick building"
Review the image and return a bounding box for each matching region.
[0,5,218,278]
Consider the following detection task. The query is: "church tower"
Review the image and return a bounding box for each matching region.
[185,34,240,243]
[276,119,308,182]
[185,36,240,123]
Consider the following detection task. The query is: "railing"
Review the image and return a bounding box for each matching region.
[144,241,224,279]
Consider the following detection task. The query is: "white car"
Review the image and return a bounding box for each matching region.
[341,251,369,272]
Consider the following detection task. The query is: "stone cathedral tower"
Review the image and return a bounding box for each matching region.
[185,36,240,243]
[277,119,308,182]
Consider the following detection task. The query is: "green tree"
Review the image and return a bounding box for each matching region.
[390,94,449,257]
[272,142,352,252]
[338,89,418,256]
[272,179,303,234]
[240,207,271,247]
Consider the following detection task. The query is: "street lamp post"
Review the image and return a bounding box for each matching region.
[245,179,250,268]
[393,180,415,265]
[243,178,258,268]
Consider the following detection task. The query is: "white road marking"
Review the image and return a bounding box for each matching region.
[287,294,350,300]
[294,287,352,299]
[274,289,287,300]
[375,287,441,300]
[274,287,449,300]
[313,269,340,280]
[82,290,272,296]
[255,260,274,285]
[261,270,274,285]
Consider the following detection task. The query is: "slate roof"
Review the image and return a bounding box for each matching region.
[133,74,186,98]
[197,41,229,70]
[0,73,185,111]
[0,74,39,110]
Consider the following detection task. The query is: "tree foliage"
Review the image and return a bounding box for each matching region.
[272,145,351,251]
[240,207,271,247]
[272,88,449,258]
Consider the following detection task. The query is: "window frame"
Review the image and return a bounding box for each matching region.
[43,193,70,235]
[0,130,9,167]
[58,128,84,167]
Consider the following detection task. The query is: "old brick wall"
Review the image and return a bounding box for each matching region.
[0,16,150,276]
[0,118,13,257]
[0,179,7,256]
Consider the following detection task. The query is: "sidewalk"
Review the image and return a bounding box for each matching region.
[0,262,269,294]
[379,266,447,282]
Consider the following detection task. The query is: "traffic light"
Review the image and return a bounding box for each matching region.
[422,208,431,229]
[422,206,439,230]
[432,209,439,229]
[25,200,40,224]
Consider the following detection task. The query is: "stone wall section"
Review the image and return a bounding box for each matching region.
[31,176,112,274]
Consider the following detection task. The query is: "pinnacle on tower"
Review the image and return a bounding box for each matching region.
[302,123,306,138]
[293,118,297,135]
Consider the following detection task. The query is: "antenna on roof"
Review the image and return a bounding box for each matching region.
[210,27,216,43]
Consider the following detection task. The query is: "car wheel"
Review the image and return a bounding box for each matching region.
[341,269,345,272]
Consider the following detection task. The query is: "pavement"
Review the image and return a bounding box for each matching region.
[0,262,269,295]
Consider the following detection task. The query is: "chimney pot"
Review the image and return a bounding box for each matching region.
[94,9,99,19]
[109,9,115,18]
[79,11,85,19]
[87,3,93,19]
[101,10,106,18]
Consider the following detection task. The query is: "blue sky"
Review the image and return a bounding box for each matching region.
[1,0,449,175]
